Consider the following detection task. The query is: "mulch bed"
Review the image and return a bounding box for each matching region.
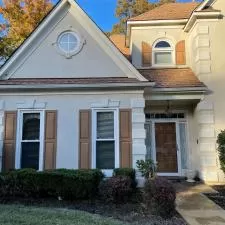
[0,190,187,225]
[205,185,225,210]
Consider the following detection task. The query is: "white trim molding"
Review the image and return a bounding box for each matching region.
[16,100,47,109]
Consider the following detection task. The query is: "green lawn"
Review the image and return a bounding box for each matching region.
[0,205,126,225]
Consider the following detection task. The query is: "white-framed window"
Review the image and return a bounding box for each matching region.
[57,31,83,58]
[15,110,45,171]
[92,109,119,177]
[152,39,174,66]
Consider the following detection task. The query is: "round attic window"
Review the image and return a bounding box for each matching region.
[57,31,81,57]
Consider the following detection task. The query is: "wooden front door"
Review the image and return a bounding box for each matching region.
[155,122,178,173]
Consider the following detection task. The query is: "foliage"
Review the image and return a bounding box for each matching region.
[217,130,225,175]
[136,159,156,179]
[0,0,53,60]
[99,176,133,203]
[112,0,176,34]
[144,177,176,218]
[113,168,137,188]
[0,168,104,200]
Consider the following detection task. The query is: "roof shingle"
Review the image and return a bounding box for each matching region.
[139,68,205,88]
[129,2,199,21]
[109,34,130,59]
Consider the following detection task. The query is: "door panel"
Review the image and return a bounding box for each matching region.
[155,123,178,173]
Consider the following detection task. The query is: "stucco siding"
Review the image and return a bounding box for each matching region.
[9,10,128,79]
[0,91,146,171]
[131,26,189,68]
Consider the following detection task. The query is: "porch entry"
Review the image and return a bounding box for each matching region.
[145,113,188,176]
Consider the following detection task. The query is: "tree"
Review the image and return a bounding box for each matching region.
[0,0,53,60]
[112,0,177,34]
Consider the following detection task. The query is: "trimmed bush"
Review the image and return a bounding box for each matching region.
[217,130,225,175]
[0,169,104,200]
[144,177,176,218]
[99,176,132,203]
[113,168,137,188]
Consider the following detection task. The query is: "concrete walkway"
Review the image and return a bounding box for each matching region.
[176,183,225,225]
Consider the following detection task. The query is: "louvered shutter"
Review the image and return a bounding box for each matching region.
[120,109,132,168]
[142,41,152,67]
[79,110,91,169]
[44,111,57,170]
[3,111,17,171]
[176,40,186,65]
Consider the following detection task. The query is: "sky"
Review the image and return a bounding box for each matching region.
[0,0,202,32]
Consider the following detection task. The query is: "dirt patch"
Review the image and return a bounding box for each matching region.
[205,185,225,210]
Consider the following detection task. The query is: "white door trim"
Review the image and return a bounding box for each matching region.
[151,119,182,176]
[91,108,119,177]
[15,109,45,171]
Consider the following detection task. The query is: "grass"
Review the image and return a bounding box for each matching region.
[0,204,126,225]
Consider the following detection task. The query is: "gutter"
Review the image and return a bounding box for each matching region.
[151,86,209,93]
[0,82,155,92]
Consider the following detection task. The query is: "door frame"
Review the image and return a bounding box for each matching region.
[150,119,182,176]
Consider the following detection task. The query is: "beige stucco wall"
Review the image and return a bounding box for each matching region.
[0,91,146,172]
[8,6,128,78]
[130,25,190,68]
[187,0,225,182]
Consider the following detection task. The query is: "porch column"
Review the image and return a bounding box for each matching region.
[131,98,146,174]
[0,101,5,172]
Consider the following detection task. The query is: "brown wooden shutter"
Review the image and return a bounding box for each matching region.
[120,109,132,168]
[142,41,152,67]
[176,40,186,65]
[44,111,57,170]
[79,110,91,169]
[3,111,17,171]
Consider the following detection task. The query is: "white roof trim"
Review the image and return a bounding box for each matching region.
[0,0,147,82]
[195,0,214,11]
[184,10,221,32]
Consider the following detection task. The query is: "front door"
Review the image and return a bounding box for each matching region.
[155,122,178,174]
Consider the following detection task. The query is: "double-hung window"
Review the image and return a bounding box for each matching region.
[153,40,174,66]
[92,109,119,176]
[16,111,44,170]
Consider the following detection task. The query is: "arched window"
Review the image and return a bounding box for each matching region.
[153,40,174,66]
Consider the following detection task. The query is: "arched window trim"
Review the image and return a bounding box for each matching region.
[152,39,175,67]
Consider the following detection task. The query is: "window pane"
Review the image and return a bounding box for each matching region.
[69,42,77,51]
[59,33,69,43]
[21,142,40,170]
[155,52,172,64]
[155,41,171,48]
[96,141,115,169]
[59,42,69,52]
[179,123,188,169]
[68,33,78,43]
[97,112,114,139]
[22,113,40,140]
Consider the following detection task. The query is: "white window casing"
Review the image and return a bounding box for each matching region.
[15,110,45,171]
[92,108,119,177]
[152,39,175,67]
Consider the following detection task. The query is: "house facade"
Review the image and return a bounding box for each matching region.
[0,0,224,183]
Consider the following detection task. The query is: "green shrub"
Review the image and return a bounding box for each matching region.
[136,159,156,179]
[113,168,137,188]
[144,177,176,218]
[99,176,132,203]
[0,169,104,200]
[217,130,225,175]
